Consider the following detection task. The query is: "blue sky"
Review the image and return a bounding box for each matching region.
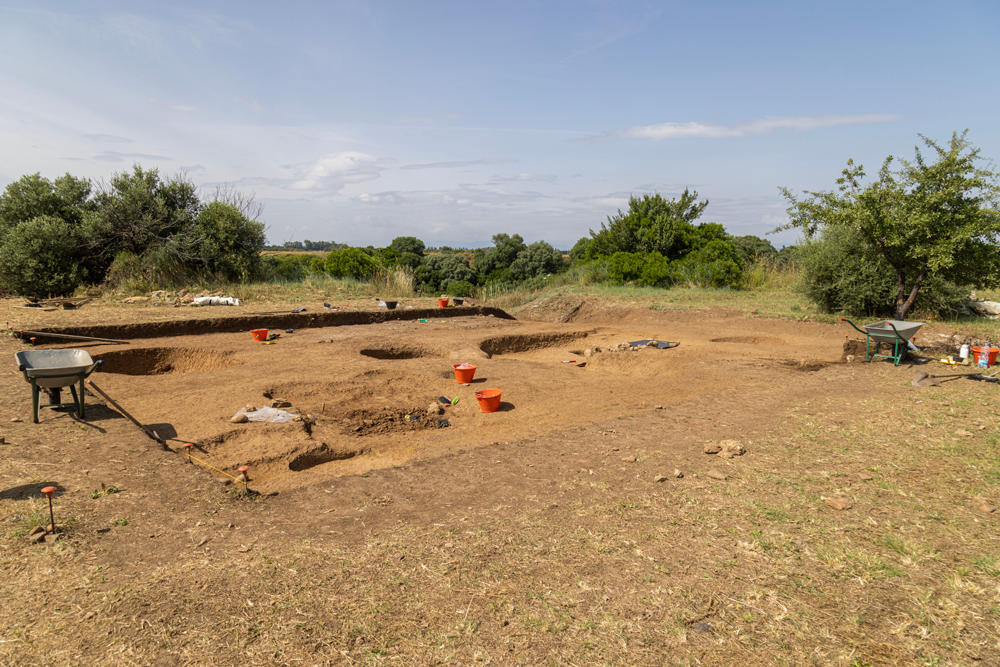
[1,1,997,249]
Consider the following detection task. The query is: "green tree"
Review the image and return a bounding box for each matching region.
[389,236,426,256]
[732,234,778,263]
[474,233,525,278]
[587,190,709,259]
[0,216,87,296]
[0,172,93,237]
[508,241,564,280]
[778,131,1000,320]
[324,247,380,279]
[194,201,267,281]
[422,253,476,290]
[82,164,201,270]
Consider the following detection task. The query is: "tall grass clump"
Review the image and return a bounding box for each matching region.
[478,281,542,310]
[742,254,800,291]
[371,266,415,298]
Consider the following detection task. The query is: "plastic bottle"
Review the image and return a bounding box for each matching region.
[960,343,970,361]
[979,342,991,368]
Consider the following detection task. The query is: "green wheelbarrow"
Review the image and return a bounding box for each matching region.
[15,349,104,423]
[840,318,923,366]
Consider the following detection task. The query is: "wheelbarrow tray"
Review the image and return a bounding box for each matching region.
[863,320,923,345]
[15,349,95,388]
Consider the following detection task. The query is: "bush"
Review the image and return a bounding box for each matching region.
[0,216,86,297]
[799,225,966,317]
[267,254,315,282]
[508,241,564,280]
[324,247,380,279]
[194,201,266,281]
[389,236,426,256]
[444,280,475,297]
[607,252,669,286]
[421,254,476,291]
[671,238,745,289]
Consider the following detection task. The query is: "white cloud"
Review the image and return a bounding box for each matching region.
[401,157,515,170]
[489,173,557,183]
[289,152,382,191]
[582,114,906,142]
[147,96,198,113]
[86,133,132,143]
[92,151,172,162]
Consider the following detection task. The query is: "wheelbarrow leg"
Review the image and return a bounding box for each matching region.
[70,383,82,418]
[31,379,40,424]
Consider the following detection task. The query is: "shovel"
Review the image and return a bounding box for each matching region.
[912,370,980,387]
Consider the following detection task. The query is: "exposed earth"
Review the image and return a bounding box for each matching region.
[1,297,997,666]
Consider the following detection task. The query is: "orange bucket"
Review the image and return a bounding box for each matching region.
[972,346,999,367]
[251,328,268,342]
[437,297,449,308]
[474,388,502,413]
[453,363,477,384]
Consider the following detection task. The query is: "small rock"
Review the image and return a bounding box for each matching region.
[703,443,722,454]
[230,413,249,424]
[28,525,44,536]
[654,475,668,483]
[43,533,60,544]
[244,405,257,412]
[824,497,852,511]
[979,504,996,513]
[28,532,46,544]
[84,611,95,620]
[10,417,22,423]
[955,429,974,437]
[857,472,874,481]
[846,354,855,363]
[654,405,663,410]
[673,468,684,478]
[195,536,209,547]
[0,436,5,444]
[271,399,291,408]
[428,402,444,415]
[717,440,746,459]
[444,542,454,549]
[291,415,303,422]
[706,469,726,481]
[621,456,636,463]
[584,348,594,358]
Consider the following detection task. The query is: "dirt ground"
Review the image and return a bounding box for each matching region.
[1,297,998,666]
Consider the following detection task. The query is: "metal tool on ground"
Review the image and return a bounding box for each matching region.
[15,349,104,423]
[840,318,923,366]
[627,340,681,349]
[248,306,307,314]
[911,369,997,387]
[17,330,130,345]
[88,381,165,445]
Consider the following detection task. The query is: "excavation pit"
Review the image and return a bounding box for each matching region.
[94,347,238,376]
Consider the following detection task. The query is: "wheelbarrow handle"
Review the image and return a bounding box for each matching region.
[839,318,868,336]
[84,359,104,377]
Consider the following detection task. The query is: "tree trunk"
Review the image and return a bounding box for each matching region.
[895,267,930,320]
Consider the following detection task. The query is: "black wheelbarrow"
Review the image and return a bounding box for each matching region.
[15,349,104,423]
[840,318,923,366]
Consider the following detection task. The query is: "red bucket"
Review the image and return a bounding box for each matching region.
[251,329,268,342]
[453,363,477,384]
[972,346,999,367]
[437,297,450,308]
[474,388,502,413]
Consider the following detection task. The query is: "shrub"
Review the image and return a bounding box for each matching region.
[607,251,669,286]
[389,236,426,256]
[0,216,86,297]
[444,280,475,297]
[324,247,380,279]
[194,201,266,281]
[421,254,476,291]
[799,225,966,317]
[508,241,564,280]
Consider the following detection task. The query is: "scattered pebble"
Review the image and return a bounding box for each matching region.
[673,468,684,478]
[955,429,974,437]
[271,399,292,408]
[428,402,444,415]
[654,475,668,483]
[858,472,874,481]
[654,405,664,410]
[10,417,22,423]
[703,443,722,454]
[28,532,46,544]
[620,456,636,463]
[824,497,852,511]
[706,469,726,481]
[979,504,996,513]
[230,413,249,424]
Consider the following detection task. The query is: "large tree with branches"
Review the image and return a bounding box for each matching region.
[777,131,1000,320]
